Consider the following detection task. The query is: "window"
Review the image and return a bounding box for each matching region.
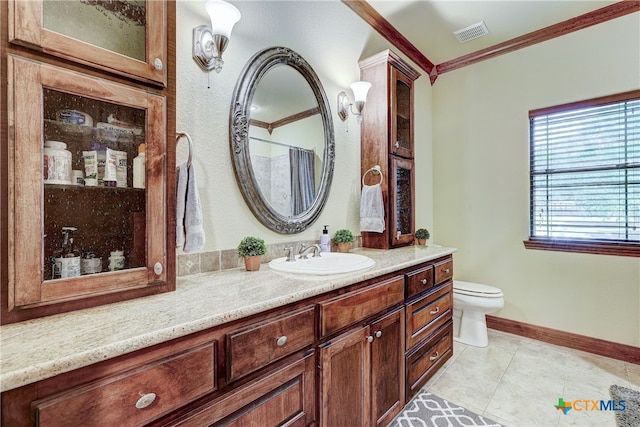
[525,90,640,257]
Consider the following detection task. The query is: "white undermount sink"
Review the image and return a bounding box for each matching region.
[268,252,375,275]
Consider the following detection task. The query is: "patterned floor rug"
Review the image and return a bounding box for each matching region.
[388,390,505,427]
[610,385,640,427]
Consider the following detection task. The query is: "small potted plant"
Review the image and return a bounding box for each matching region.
[237,236,267,271]
[415,228,430,246]
[333,229,354,253]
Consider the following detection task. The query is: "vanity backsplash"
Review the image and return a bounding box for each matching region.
[177,236,363,276]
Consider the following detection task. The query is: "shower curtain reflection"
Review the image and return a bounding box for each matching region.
[290,147,315,216]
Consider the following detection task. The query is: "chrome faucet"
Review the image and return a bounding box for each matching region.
[298,243,321,259]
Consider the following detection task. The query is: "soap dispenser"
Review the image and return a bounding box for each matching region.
[319,225,331,252]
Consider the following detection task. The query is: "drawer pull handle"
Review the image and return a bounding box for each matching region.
[430,307,440,315]
[444,268,450,274]
[421,278,428,285]
[375,330,382,338]
[429,351,440,362]
[367,335,374,343]
[136,392,157,409]
[276,336,288,346]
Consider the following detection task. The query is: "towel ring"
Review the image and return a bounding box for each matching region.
[362,165,383,186]
[176,132,193,168]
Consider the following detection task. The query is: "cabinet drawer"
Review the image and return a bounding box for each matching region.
[406,322,452,398]
[319,276,404,336]
[405,265,434,299]
[434,258,453,284]
[34,341,216,427]
[227,306,315,382]
[173,352,315,427]
[406,283,452,350]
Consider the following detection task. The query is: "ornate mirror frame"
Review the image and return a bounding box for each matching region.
[229,46,335,234]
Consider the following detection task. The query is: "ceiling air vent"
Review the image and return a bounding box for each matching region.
[454,21,489,43]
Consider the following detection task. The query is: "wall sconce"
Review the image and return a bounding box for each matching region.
[193,0,241,73]
[337,81,372,123]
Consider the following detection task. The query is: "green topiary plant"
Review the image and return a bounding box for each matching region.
[333,229,354,244]
[237,236,267,257]
[415,228,430,240]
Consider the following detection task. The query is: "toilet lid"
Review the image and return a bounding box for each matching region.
[454,280,503,297]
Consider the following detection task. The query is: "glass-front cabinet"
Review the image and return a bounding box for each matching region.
[2,1,175,323]
[8,56,167,309]
[9,0,167,86]
[390,157,415,247]
[391,70,414,159]
[359,50,420,249]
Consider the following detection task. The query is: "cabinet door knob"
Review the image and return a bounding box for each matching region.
[153,58,163,71]
[136,392,157,409]
[375,330,382,338]
[421,278,427,285]
[276,336,288,346]
[429,351,440,362]
[366,335,374,343]
[154,262,163,275]
[430,306,440,315]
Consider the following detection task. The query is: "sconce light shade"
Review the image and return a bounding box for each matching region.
[193,0,241,73]
[206,0,241,38]
[350,81,371,104]
[338,81,371,122]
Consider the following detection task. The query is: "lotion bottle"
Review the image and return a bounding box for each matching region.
[133,143,146,189]
[319,225,331,252]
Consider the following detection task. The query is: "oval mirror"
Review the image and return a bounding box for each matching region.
[230,47,335,233]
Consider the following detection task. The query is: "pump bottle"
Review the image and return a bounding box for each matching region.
[319,225,331,252]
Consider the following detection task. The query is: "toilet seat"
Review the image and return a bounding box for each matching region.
[454,280,503,298]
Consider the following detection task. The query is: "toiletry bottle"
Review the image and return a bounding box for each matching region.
[56,227,81,278]
[133,143,146,189]
[319,225,331,252]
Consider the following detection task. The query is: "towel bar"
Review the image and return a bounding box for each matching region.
[362,165,383,186]
[176,132,194,168]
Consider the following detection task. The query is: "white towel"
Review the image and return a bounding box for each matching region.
[360,183,385,233]
[176,162,205,252]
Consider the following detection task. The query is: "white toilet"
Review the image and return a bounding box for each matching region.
[452,280,504,347]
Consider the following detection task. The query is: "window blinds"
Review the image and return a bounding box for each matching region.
[529,97,640,242]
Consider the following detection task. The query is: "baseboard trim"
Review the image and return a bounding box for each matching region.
[486,315,640,365]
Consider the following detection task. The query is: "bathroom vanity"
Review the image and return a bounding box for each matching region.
[1,246,455,426]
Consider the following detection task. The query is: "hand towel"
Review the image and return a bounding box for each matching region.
[176,162,205,252]
[360,183,385,233]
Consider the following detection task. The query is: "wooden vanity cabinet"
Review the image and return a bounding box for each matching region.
[404,255,454,399]
[360,50,420,249]
[1,1,176,324]
[2,255,455,426]
[319,308,405,427]
[318,276,405,427]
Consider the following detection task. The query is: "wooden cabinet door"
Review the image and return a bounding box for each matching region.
[370,308,405,426]
[319,326,371,427]
[390,68,414,158]
[6,55,171,320]
[390,156,415,247]
[9,0,167,86]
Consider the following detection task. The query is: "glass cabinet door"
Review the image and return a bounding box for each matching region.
[391,70,413,158]
[9,0,166,86]
[390,157,415,247]
[8,55,166,308]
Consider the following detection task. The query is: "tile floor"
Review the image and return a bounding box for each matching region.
[422,329,640,427]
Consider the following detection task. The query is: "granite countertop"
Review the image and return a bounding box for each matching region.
[0,245,455,393]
